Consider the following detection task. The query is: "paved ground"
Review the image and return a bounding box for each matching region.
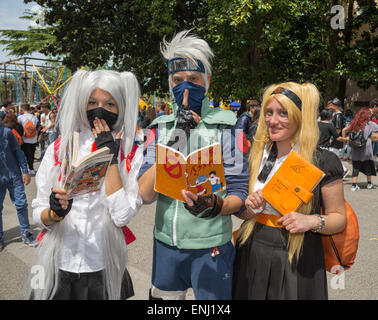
[0,152,377,300]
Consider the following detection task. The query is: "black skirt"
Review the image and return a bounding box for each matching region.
[232,222,328,300]
[50,268,134,300]
[352,160,376,177]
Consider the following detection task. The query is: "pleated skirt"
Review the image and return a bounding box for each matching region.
[232,222,328,300]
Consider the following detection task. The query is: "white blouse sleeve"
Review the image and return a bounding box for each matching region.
[104,145,144,227]
[31,143,61,230]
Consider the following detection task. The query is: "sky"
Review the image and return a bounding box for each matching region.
[0,0,46,63]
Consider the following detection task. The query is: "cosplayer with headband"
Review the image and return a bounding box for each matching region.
[233,82,346,300]
[138,31,249,300]
[160,31,214,147]
[26,70,144,300]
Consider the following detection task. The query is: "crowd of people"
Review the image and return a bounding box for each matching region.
[0,101,58,251]
[0,30,377,300]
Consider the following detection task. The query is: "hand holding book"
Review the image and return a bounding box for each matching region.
[245,190,266,215]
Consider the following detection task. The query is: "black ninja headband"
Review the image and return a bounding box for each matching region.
[271,87,302,111]
[168,57,205,75]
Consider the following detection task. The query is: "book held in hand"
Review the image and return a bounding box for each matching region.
[154,143,226,202]
[262,150,325,215]
[62,132,113,198]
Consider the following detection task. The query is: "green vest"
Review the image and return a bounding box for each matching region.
[148,98,237,249]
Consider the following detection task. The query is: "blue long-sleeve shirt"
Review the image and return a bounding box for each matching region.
[0,124,29,185]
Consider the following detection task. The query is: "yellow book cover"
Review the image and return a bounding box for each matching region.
[262,150,325,215]
[155,143,226,202]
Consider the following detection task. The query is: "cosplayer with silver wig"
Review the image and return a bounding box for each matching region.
[25,69,143,300]
[138,31,249,300]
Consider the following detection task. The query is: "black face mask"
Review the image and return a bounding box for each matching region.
[87,108,118,130]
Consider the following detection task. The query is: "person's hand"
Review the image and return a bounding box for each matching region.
[245,190,266,215]
[92,117,122,164]
[41,127,47,133]
[182,89,201,124]
[22,174,31,186]
[277,211,319,233]
[49,187,73,218]
[181,189,198,206]
[181,190,223,219]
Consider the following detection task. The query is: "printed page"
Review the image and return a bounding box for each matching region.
[64,155,113,197]
[186,143,226,197]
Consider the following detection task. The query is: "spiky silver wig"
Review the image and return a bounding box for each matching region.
[160,30,214,92]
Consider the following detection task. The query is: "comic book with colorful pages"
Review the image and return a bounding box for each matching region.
[262,150,325,215]
[155,143,226,202]
[63,132,113,198]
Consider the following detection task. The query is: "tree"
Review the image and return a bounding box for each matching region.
[204,0,377,103]
[1,0,376,102]
[0,8,55,57]
[19,0,208,95]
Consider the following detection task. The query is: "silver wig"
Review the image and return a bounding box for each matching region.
[25,69,142,300]
[160,30,214,93]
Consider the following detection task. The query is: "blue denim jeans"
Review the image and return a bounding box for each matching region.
[47,131,56,146]
[0,175,30,239]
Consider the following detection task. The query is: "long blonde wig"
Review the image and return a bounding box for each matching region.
[237,82,320,264]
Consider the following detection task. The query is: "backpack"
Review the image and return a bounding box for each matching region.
[349,129,366,148]
[23,120,37,138]
[322,201,359,274]
[11,128,23,145]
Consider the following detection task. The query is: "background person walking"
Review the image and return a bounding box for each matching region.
[17,104,39,175]
[0,122,37,251]
[345,108,378,191]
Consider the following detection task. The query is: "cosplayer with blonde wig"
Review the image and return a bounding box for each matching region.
[25,69,143,300]
[233,82,346,300]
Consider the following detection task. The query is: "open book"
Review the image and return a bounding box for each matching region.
[62,132,113,198]
[262,150,325,215]
[155,143,226,202]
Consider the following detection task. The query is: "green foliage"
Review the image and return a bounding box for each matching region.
[1,0,376,101]
[0,10,55,57]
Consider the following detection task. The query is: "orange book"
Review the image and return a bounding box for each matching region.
[262,150,325,215]
[155,143,226,202]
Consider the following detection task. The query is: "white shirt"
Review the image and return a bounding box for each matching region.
[32,128,143,273]
[45,112,55,133]
[17,113,39,144]
[253,143,295,216]
[40,113,47,127]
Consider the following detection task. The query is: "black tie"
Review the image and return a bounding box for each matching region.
[257,142,278,183]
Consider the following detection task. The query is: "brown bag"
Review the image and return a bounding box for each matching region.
[371,132,378,142]
[322,200,359,273]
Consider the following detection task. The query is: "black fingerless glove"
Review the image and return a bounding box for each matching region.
[167,106,197,149]
[184,194,224,219]
[95,131,121,165]
[49,192,73,218]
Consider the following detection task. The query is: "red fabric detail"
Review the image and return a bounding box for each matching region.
[237,131,249,154]
[145,128,156,148]
[122,226,136,245]
[91,141,97,152]
[37,229,47,244]
[125,144,138,173]
[53,139,61,166]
